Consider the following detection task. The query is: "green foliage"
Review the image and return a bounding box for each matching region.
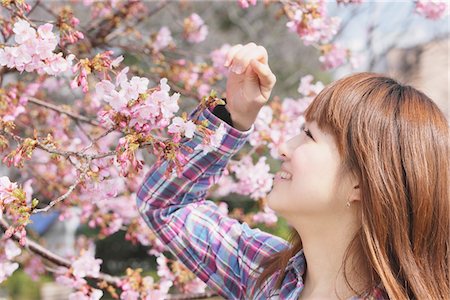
[0,269,52,300]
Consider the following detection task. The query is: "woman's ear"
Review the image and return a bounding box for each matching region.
[349,184,361,203]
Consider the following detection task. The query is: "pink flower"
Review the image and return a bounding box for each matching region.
[72,251,102,278]
[237,0,257,9]
[120,76,149,100]
[168,117,197,138]
[319,44,348,70]
[156,254,175,281]
[297,75,324,97]
[0,261,19,283]
[184,13,208,43]
[13,19,36,44]
[230,156,274,200]
[415,0,448,20]
[253,205,278,226]
[194,123,227,153]
[120,290,140,300]
[210,44,231,76]
[0,176,18,205]
[5,239,21,260]
[254,106,273,130]
[153,26,173,52]
[286,3,340,46]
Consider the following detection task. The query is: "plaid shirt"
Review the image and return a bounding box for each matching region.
[136,104,388,299]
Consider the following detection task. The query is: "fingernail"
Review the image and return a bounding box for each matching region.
[231,64,243,74]
[224,60,230,67]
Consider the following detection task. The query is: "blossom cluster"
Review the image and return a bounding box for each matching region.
[238,0,257,9]
[183,13,208,43]
[0,176,36,246]
[283,0,363,69]
[0,82,40,123]
[0,239,22,283]
[55,248,103,300]
[0,20,74,75]
[96,74,180,134]
[415,0,449,19]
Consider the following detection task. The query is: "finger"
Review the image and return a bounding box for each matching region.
[250,59,276,91]
[230,45,268,75]
[224,44,243,67]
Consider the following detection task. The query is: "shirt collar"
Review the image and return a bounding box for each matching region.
[286,248,306,278]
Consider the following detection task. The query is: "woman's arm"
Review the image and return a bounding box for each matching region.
[136,103,289,299]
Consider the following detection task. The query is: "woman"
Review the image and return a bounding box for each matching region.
[136,43,449,299]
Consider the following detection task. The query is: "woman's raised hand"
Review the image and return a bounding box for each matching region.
[224,42,276,131]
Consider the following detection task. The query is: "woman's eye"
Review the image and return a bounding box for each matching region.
[301,124,314,140]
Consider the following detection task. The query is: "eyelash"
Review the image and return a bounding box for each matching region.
[301,125,313,139]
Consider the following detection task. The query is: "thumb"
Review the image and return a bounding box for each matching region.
[249,59,276,90]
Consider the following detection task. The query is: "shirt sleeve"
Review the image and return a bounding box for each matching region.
[136,103,289,299]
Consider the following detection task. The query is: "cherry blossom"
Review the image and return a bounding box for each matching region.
[237,0,257,9]
[168,117,197,138]
[194,123,227,154]
[253,205,278,226]
[210,43,232,76]
[230,156,274,200]
[298,74,325,97]
[286,2,341,46]
[0,20,74,76]
[415,0,448,19]
[0,176,19,205]
[12,19,36,44]
[183,13,208,43]
[0,239,21,283]
[319,44,349,70]
[72,250,102,278]
[152,26,173,52]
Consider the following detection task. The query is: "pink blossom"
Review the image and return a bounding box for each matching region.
[72,251,102,278]
[0,261,19,283]
[13,19,36,44]
[156,254,175,281]
[120,290,140,300]
[0,176,18,205]
[253,205,278,226]
[254,106,273,130]
[286,3,340,46]
[415,0,448,20]
[153,26,173,52]
[5,239,21,260]
[238,0,257,9]
[168,117,197,138]
[210,44,231,76]
[230,156,274,200]
[319,44,348,69]
[297,75,324,97]
[120,76,149,100]
[147,78,180,119]
[194,123,227,153]
[184,13,208,43]
[0,20,74,76]
[23,256,46,281]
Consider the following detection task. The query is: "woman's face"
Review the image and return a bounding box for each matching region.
[267,120,356,221]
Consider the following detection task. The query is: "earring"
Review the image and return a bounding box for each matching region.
[346,201,351,208]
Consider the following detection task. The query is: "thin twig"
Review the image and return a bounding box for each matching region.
[27,97,103,128]
[0,217,121,285]
[32,175,84,213]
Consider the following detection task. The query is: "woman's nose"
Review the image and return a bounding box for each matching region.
[277,141,290,160]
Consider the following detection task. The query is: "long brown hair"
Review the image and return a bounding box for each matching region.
[252,72,449,299]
